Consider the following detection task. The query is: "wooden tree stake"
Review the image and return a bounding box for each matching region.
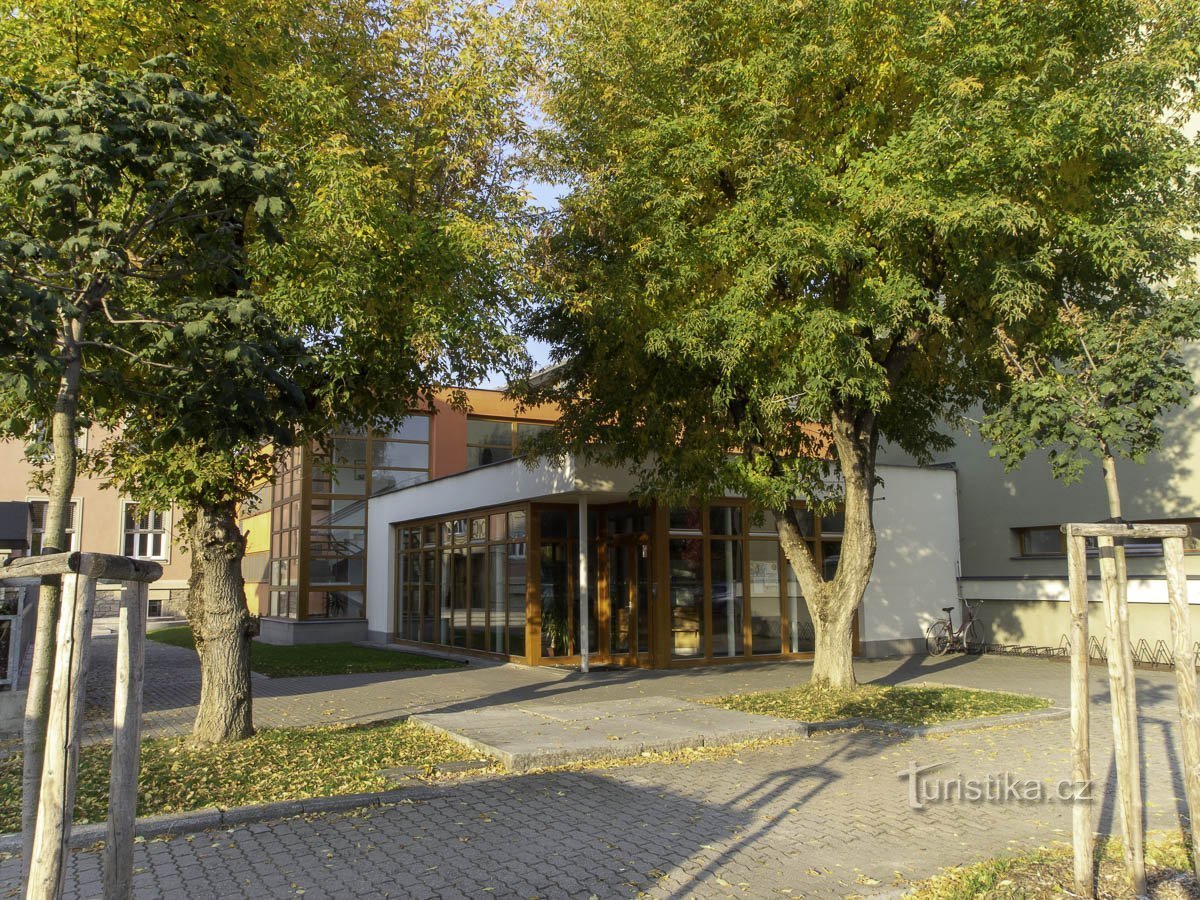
[1164,536,1200,880]
[25,573,97,900]
[1066,531,1094,897]
[104,582,146,899]
[1097,534,1146,895]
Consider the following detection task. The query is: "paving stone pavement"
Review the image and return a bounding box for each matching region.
[7,640,1191,897]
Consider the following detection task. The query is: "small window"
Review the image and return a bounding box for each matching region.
[819,508,845,535]
[470,518,487,543]
[669,506,703,533]
[709,506,742,535]
[1016,526,1064,557]
[123,503,168,559]
[387,415,430,442]
[489,513,507,542]
[507,510,527,540]
[1017,519,1200,558]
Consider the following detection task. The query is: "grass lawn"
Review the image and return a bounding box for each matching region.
[0,720,486,833]
[707,683,1050,727]
[909,831,1196,898]
[148,625,463,678]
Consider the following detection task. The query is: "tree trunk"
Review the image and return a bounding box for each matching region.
[775,407,878,690]
[187,503,253,745]
[22,317,84,871]
[1097,449,1146,892]
[809,596,857,688]
[1100,451,1123,521]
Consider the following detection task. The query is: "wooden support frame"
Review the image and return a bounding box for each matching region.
[1065,531,1093,897]
[26,572,96,900]
[1164,536,1200,882]
[1,551,161,900]
[105,582,147,898]
[1096,533,1146,895]
[1062,522,1190,896]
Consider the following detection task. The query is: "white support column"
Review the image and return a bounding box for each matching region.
[578,498,589,673]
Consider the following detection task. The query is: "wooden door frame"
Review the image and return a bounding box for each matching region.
[606,533,653,667]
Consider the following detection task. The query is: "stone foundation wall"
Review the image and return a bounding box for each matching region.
[94,589,125,619]
[157,588,189,618]
[94,585,190,619]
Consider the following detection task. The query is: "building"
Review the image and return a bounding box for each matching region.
[244,387,961,663]
[7,374,1193,669]
[0,430,192,617]
[245,389,562,644]
[897,347,1200,657]
[361,454,959,665]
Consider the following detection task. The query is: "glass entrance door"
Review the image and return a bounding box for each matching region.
[608,538,651,663]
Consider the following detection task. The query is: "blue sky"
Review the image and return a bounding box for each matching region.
[478,170,561,388]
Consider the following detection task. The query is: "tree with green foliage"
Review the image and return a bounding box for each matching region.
[2,0,532,423]
[983,293,1200,522]
[3,0,532,743]
[518,0,1200,686]
[0,59,290,853]
[86,295,316,746]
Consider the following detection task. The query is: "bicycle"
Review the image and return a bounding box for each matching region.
[925,600,983,656]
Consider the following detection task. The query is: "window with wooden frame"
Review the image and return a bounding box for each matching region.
[1015,519,1200,558]
[667,500,839,661]
[465,418,554,469]
[122,502,168,560]
[394,506,529,658]
[28,499,79,554]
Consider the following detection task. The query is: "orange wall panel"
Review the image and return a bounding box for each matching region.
[427,388,560,480]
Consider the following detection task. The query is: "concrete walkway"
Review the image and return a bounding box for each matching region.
[413,695,810,771]
[8,643,1192,897]
[83,633,1081,740]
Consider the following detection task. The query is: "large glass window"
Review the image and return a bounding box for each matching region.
[787,567,816,652]
[749,541,782,655]
[507,541,527,656]
[308,590,363,618]
[310,419,430,497]
[466,418,554,469]
[394,505,529,658]
[609,544,631,655]
[666,500,834,661]
[489,545,506,651]
[469,546,487,650]
[539,543,573,657]
[669,538,705,658]
[710,539,743,657]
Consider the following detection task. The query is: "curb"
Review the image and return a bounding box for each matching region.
[0,782,463,854]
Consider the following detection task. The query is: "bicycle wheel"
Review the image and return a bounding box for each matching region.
[925,620,951,657]
[963,619,983,654]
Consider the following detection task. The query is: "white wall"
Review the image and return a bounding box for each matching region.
[962,576,1199,605]
[860,466,961,645]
